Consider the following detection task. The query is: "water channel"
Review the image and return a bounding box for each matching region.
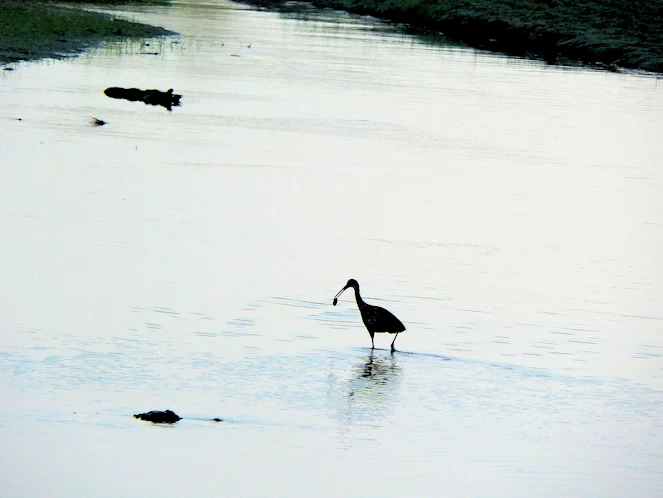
[1,1,662,496]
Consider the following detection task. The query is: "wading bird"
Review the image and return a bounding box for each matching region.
[333,279,406,352]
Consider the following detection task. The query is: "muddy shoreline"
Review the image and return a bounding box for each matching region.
[0,0,176,66]
[247,0,663,74]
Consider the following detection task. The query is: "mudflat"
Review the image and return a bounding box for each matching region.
[0,0,175,65]
[252,0,663,73]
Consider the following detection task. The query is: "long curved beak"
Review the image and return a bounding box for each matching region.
[333,284,349,306]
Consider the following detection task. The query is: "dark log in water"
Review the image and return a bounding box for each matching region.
[104,87,182,111]
[133,410,182,423]
[133,410,223,423]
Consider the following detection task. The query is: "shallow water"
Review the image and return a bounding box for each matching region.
[1,1,662,496]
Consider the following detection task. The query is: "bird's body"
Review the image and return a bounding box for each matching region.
[333,279,406,352]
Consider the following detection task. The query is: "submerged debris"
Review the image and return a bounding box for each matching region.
[104,87,182,111]
[133,410,182,424]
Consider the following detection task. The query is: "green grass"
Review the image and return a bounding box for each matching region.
[257,0,663,72]
[0,0,175,65]
[42,0,171,3]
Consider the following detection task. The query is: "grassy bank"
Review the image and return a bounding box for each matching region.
[0,0,175,66]
[254,0,663,73]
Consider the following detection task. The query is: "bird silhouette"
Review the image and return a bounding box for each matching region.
[333,279,406,352]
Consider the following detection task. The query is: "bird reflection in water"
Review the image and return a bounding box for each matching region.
[354,351,399,387]
[336,351,403,427]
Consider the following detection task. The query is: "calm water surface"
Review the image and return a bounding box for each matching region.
[1,1,662,496]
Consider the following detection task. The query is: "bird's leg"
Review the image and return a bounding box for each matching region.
[370,332,375,350]
[390,333,399,353]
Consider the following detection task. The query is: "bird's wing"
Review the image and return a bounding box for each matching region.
[362,305,406,332]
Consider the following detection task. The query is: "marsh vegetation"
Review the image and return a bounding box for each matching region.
[0,0,175,65]
[252,0,663,73]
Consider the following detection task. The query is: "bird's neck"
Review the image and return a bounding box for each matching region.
[353,286,366,307]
